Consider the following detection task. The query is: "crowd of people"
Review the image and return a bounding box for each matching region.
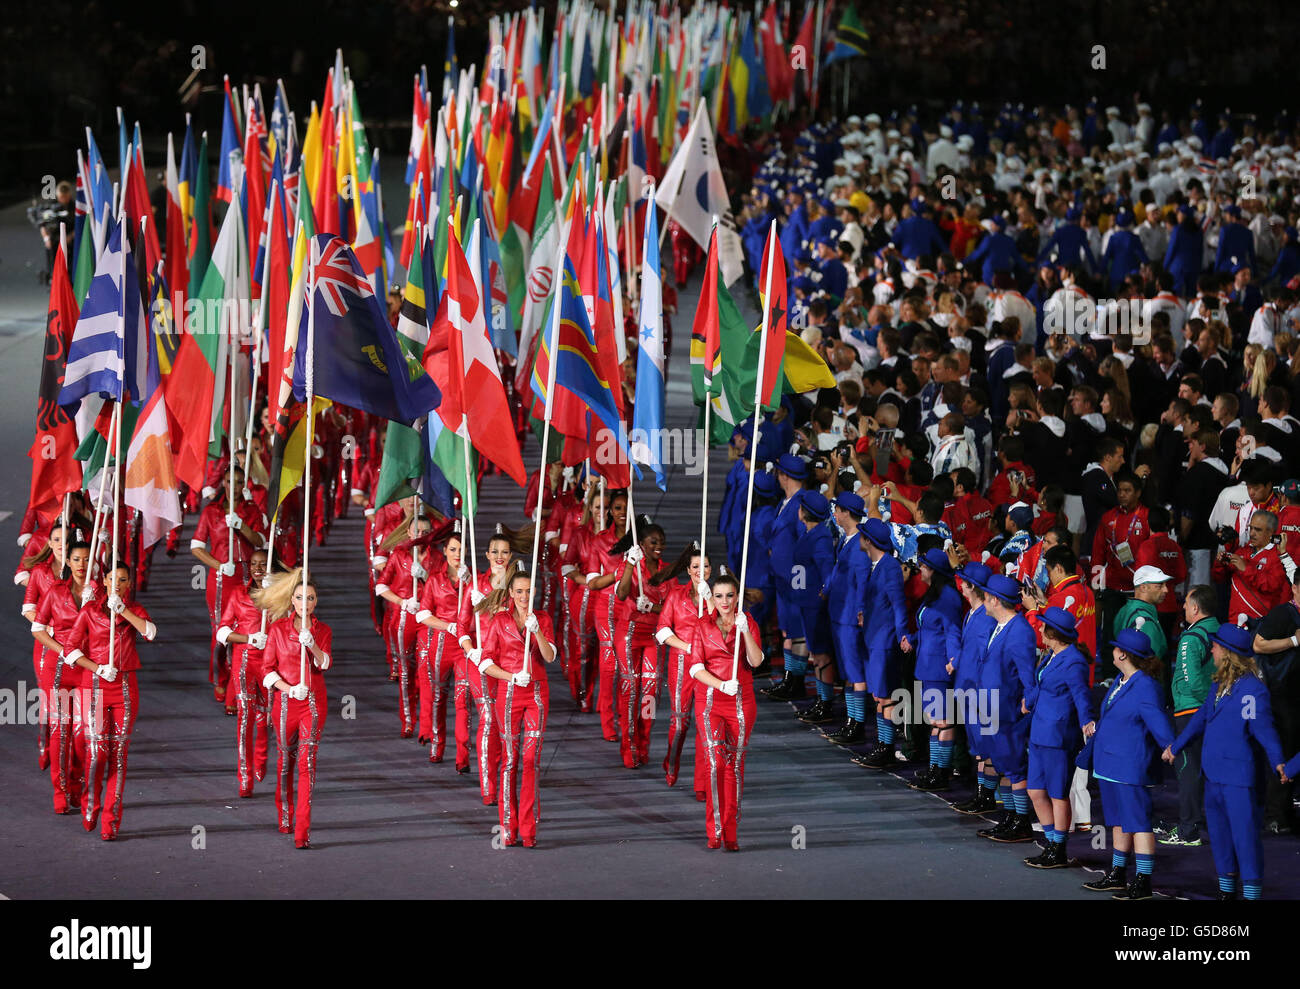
[16,92,1300,898]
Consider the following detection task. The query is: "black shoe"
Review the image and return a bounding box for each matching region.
[908,765,938,789]
[762,672,803,701]
[977,811,1014,839]
[1216,888,1238,901]
[1112,874,1153,900]
[824,719,865,745]
[853,743,895,769]
[952,788,998,815]
[1082,866,1129,892]
[989,813,1036,843]
[1024,842,1070,869]
[797,698,837,724]
[913,766,952,791]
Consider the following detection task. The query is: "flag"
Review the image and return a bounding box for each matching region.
[59,220,148,407]
[164,133,189,311]
[825,5,870,65]
[630,193,666,489]
[689,226,750,444]
[188,133,212,298]
[654,99,737,281]
[178,118,197,235]
[168,193,247,491]
[755,222,788,411]
[516,155,558,383]
[292,235,441,424]
[124,386,182,548]
[216,82,242,204]
[28,239,83,520]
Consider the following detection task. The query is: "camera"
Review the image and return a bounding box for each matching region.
[1214,524,1239,550]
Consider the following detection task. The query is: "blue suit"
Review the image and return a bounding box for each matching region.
[911,583,963,687]
[1173,673,1284,885]
[825,530,872,683]
[1103,229,1147,290]
[964,230,1025,286]
[860,552,907,696]
[1038,222,1097,273]
[816,257,847,301]
[1164,223,1204,296]
[768,494,805,637]
[720,459,748,571]
[745,504,777,626]
[979,614,1039,781]
[780,207,810,259]
[892,215,947,260]
[953,604,996,753]
[1090,670,1173,785]
[792,522,835,652]
[1025,643,1095,798]
[1215,222,1256,274]
[1269,243,1300,286]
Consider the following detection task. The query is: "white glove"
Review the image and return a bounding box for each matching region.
[636,594,653,613]
[697,580,711,600]
[444,622,458,637]
[524,613,540,635]
[625,545,644,565]
[80,585,96,606]
[287,683,309,701]
[95,664,118,683]
[96,529,109,544]
[411,562,428,580]
[734,613,750,638]
[470,589,486,607]
[561,466,575,484]
[465,647,483,666]
[298,630,315,649]
[224,512,242,529]
[218,562,237,577]
[106,594,125,615]
[17,532,31,547]
[261,575,273,588]
[402,597,419,614]
[242,486,253,502]
[511,671,532,687]
[247,632,268,650]
[718,678,740,696]
[456,565,470,583]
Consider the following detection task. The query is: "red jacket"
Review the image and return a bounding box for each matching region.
[690,617,753,683]
[1026,574,1098,678]
[986,461,1039,508]
[67,601,152,674]
[1135,533,1188,614]
[480,609,555,676]
[1214,544,1288,625]
[1090,504,1150,593]
[943,493,994,556]
[261,615,332,695]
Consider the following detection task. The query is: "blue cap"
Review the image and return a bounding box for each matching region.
[801,490,831,521]
[1210,624,1254,656]
[920,547,952,576]
[1009,504,1036,531]
[1066,206,1082,222]
[1115,211,1133,228]
[815,234,837,248]
[1040,606,1079,640]
[991,214,1007,230]
[1110,628,1155,660]
[861,517,893,551]
[984,574,1021,604]
[1224,204,1242,218]
[958,560,991,589]
[834,491,866,517]
[776,453,808,480]
[791,276,814,294]
[753,470,779,498]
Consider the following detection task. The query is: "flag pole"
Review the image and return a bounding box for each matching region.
[731,220,777,682]
[300,241,317,687]
[697,216,720,619]
[107,211,127,670]
[522,238,564,676]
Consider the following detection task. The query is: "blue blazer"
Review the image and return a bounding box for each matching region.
[767,494,804,598]
[861,552,907,651]
[1091,670,1174,785]
[791,523,835,609]
[824,530,871,626]
[911,583,963,682]
[1026,644,1095,749]
[952,604,996,690]
[1172,673,1285,787]
[978,613,1038,729]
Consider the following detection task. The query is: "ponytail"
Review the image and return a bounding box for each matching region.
[488,521,535,554]
[477,559,526,615]
[652,540,706,587]
[611,513,655,555]
[253,567,316,621]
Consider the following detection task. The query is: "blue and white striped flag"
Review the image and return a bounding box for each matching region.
[59,219,147,407]
[630,190,666,490]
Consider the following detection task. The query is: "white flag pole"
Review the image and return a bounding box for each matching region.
[300,242,317,687]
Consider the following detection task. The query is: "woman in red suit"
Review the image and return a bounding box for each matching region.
[690,571,764,850]
[21,520,71,771]
[376,516,436,737]
[257,569,333,849]
[557,477,600,708]
[416,523,469,765]
[62,562,156,840]
[612,518,668,769]
[654,542,713,795]
[216,548,270,796]
[468,563,557,847]
[32,539,98,814]
[571,489,629,740]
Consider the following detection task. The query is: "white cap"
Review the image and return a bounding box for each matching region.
[1133,565,1173,586]
[866,113,882,125]
[956,135,974,150]
[940,124,953,139]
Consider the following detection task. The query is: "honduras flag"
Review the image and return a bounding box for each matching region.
[630,190,666,489]
[59,219,148,407]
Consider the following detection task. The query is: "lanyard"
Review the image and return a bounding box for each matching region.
[1106,674,1131,709]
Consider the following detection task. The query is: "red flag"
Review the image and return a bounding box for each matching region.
[124,148,162,275]
[28,239,82,521]
[757,222,788,408]
[264,182,292,426]
[314,70,338,235]
[691,226,723,390]
[243,98,267,267]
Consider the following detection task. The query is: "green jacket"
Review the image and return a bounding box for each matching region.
[1172,617,1219,715]
[1115,598,1168,659]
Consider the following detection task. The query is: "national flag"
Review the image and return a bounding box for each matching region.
[28,238,83,521]
[825,5,870,65]
[187,133,212,298]
[405,75,429,185]
[292,235,441,424]
[164,133,189,311]
[760,2,793,104]
[216,80,242,204]
[178,117,197,234]
[654,99,738,281]
[443,15,458,100]
[755,222,788,411]
[630,192,665,489]
[122,144,162,276]
[123,385,182,548]
[689,225,749,444]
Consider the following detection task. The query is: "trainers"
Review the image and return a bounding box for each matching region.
[1158,828,1202,847]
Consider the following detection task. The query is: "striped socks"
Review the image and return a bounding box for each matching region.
[1218,876,1236,894]
[1135,853,1153,876]
[784,650,808,678]
[980,769,998,792]
[932,738,953,768]
[815,679,834,702]
[1243,881,1261,900]
[846,690,865,723]
[876,712,895,745]
[996,784,1010,808]
[1112,851,1128,870]
[1011,789,1030,815]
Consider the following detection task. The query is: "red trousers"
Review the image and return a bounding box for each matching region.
[272,690,325,846]
[204,570,236,697]
[48,662,84,814]
[663,647,705,794]
[418,629,460,762]
[385,610,418,735]
[565,584,598,710]
[497,678,548,844]
[595,594,620,740]
[696,682,756,844]
[231,643,269,796]
[615,620,661,768]
[34,641,55,770]
[80,673,139,838]
[467,665,502,803]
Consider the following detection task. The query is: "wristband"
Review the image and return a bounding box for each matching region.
[654,626,674,645]
[416,609,432,624]
[688,662,706,680]
[31,620,45,634]
[1292,634,1299,648]
[374,583,390,596]
[216,626,233,645]
[262,672,280,691]
[65,649,85,665]
[372,555,388,567]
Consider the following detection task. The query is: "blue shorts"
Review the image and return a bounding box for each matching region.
[865,644,898,699]
[832,622,864,683]
[1099,779,1154,834]
[800,604,832,654]
[1027,743,1072,800]
[986,715,1030,783]
[775,592,804,640]
[919,681,952,722]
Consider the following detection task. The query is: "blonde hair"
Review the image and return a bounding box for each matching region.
[253,567,316,621]
[487,521,535,555]
[1213,644,1261,695]
[378,510,433,556]
[1099,357,1131,401]
[476,559,527,615]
